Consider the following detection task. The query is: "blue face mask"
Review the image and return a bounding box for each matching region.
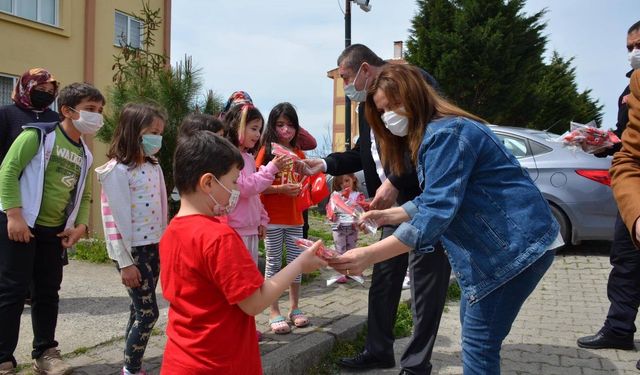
[141,134,162,156]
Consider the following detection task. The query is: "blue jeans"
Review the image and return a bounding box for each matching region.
[459,250,554,374]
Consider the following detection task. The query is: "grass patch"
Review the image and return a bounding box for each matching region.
[393,301,413,338]
[307,228,333,244]
[71,346,89,355]
[307,327,367,375]
[308,300,415,374]
[302,269,321,285]
[447,280,461,301]
[70,237,110,264]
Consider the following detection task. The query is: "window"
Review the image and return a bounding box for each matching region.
[0,0,58,26]
[114,11,143,48]
[0,74,17,107]
[494,133,531,159]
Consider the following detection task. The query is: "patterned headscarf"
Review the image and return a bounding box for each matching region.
[221,91,255,144]
[222,90,253,114]
[11,68,59,110]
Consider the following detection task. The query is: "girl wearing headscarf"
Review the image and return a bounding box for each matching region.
[0,68,59,162]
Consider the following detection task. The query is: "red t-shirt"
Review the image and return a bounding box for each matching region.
[159,214,264,374]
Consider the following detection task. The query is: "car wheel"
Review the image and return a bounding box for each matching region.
[549,203,570,248]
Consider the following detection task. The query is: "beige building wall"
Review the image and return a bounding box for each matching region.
[0,0,170,236]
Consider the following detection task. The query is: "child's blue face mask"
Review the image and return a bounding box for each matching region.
[141,134,162,156]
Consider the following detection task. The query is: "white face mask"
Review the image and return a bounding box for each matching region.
[381,108,409,137]
[629,48,640,70]
[70,108,104,135]
[208,175,240,216]
[343,64,369,102]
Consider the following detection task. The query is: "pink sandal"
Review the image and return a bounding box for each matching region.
[288,309,310,328]
[269,316,291,334]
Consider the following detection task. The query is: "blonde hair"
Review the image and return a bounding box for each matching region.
[364,64,486,175]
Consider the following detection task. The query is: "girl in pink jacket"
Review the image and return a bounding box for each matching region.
[224,103,290,263]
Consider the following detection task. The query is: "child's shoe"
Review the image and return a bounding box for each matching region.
[122,366,149,375]
[33,347,72,375]
[336,275,348,283]
[0,361,16,375]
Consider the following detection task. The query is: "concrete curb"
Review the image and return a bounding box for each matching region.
[262,310,368,375]
[262,288,412,375]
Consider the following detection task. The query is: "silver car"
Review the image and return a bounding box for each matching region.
[490,126,616,245]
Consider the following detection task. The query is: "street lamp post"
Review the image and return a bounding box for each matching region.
[343,0,370,151]
[344,0,351,151]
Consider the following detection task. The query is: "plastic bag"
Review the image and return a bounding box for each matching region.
[329,192,378,234]
[557,121,620,154]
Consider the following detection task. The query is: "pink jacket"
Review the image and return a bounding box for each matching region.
[226,152,279,236]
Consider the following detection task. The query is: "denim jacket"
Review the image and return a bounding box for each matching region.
[393,116,558,304]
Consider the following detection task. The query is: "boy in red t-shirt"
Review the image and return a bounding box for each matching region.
[159,131,326,374]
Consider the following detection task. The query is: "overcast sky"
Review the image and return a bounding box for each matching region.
[171,1,638,152]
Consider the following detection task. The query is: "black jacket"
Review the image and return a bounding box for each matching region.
[596,69,633,158]
[0,104,59,162]
[324,68,438,205]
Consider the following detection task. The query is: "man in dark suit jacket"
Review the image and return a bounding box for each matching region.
[304,44,451,374]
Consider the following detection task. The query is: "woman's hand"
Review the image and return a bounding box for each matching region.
[328,247,374,276]
[258,225,266,240]
[359,207,410,230]
[359,210,389,229]
[120,265,142,288]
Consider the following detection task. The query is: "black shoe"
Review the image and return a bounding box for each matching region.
[339,350,395,370]
[398,369,415,375]
[577,331,634,350]
[636,359,640,370]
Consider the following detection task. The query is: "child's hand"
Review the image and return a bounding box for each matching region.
[258,225,266,240]
[298,240,328,273]
[120,265,142,288]
[272,154,292,171]
[279,183,301,197]
[57,224,87,248]
[6,208,34,243]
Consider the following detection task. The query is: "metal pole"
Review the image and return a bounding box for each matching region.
[344,0,352,151]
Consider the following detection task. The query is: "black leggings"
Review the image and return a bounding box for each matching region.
[117,244,160,373]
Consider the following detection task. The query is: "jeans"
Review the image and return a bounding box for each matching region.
[0,212,65,366]
[602,213,640,337]
[459,250,554,375]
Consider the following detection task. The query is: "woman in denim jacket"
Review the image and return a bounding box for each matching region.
[329,64,562,374]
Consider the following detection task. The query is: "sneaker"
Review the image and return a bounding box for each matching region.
[33,347,72,375]
[336,275,348,284]
[122,367,149,375]
[0,361,16,375]
[402,275,410,290]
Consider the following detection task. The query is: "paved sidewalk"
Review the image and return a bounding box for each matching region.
[14,244,640,374]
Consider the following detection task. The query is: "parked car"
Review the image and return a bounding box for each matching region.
[490,125,616,245]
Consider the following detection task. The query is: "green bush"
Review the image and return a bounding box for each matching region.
[393,301,413,338]
[447,280,461,301]
[70,238,111,264]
